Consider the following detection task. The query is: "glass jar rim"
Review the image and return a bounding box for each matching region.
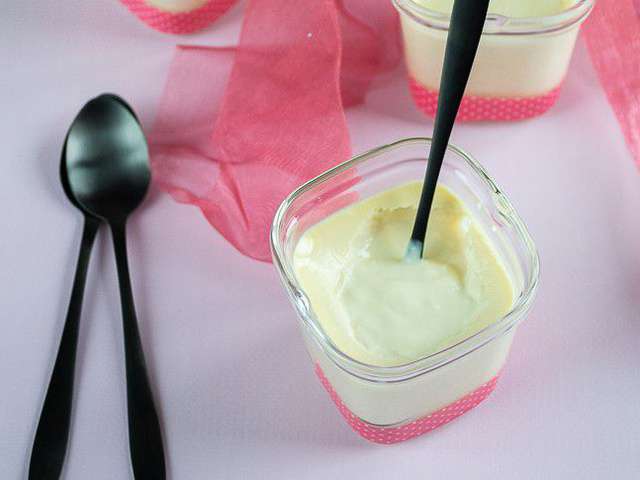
[271,138,540,383]
[392,0,594,35]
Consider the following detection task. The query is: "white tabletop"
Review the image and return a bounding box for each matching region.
[2,1,639,478]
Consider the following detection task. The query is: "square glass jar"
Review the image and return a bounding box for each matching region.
[271,138,539,443]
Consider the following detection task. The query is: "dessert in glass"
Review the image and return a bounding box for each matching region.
[393,0,594,121]
[120,0,236,34]
[271,138,539,443]
[143,0,210,11]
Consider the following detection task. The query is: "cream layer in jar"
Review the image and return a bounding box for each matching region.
[393,0,593,120]
[144,0,209,12]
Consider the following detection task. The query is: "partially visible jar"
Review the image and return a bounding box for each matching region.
[393,0,594,121]
[120,0,237,34]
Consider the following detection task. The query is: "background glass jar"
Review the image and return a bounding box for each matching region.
[393,0,594,121]
[271,138,539,443]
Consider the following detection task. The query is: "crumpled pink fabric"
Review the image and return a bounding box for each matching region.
[583,0,640,167]
[150,0,399,261]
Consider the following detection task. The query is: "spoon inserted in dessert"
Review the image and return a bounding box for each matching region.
[406,0,491,261]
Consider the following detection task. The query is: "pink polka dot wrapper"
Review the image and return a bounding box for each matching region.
[409,77,562,122]
[316,365,500,444]
[394,1,593,123]
[120,0,237,34]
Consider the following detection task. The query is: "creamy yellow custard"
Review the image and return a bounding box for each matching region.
[415,0,576,18]
[293,182,514,367]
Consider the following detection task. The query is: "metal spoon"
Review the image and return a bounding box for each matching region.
[406,0,491,260]
[28,136,102,480]
[64,94,166,479]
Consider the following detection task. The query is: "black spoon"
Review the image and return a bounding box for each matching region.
[64,94,166,479]
[406,0,491,260]
[28,136,102,480]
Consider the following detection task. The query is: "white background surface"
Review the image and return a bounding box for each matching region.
[2,1,639,478]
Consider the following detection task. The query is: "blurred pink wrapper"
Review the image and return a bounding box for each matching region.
[120,0,237,34]
[150,0,399,261]
[583,0,640,167]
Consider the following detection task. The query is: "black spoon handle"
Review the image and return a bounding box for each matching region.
[410,0,491,255]
[29,216,100,480]
[110,221,166,480]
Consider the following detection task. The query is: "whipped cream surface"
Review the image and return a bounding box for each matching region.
[293,182,514,367]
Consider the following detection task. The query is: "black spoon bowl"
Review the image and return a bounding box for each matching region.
[65,97,150,221]
[406,0,491,261]
[65,94,165,479]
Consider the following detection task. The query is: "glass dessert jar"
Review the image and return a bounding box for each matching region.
[271,138,539,443]
[119,0,237,34]
[392,0,594,121]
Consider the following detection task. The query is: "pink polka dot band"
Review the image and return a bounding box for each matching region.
[120,0,237,34]
[315,364,499,444]
[409,76,562,122]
